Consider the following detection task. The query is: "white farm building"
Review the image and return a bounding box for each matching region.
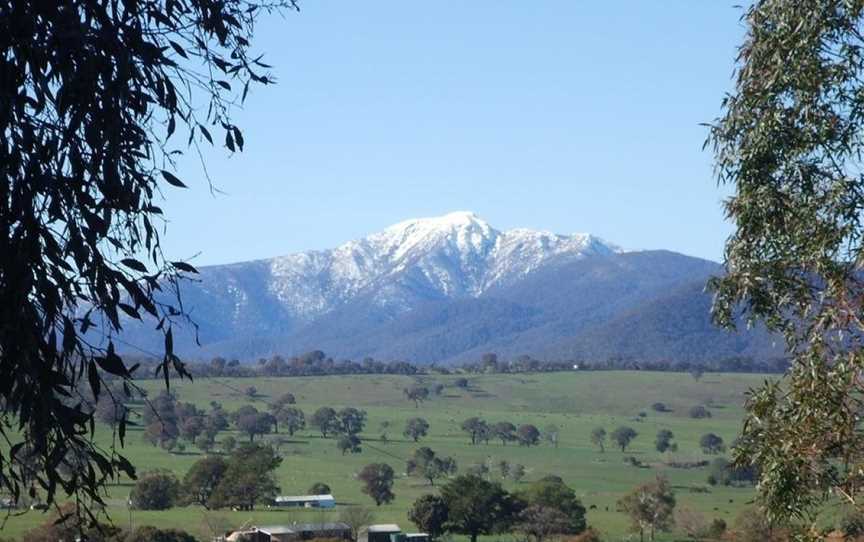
[272,494,336,509]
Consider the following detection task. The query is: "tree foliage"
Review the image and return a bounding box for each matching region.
[406,447,457,486]
[408,494,449,540]
[130,471,180,511]
[440,474,515,542]
[617,476,676,542]
[209,443,281,510]
[515,477,586,537]
[590,427,606,453]
[358,463,395,506]
[707,0,864,521]
[181,456,227,509]
[404,417,430,442]
[611,426,638,452]
[0,0,293,517]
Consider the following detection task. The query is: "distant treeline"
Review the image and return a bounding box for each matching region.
[121,350,790,380]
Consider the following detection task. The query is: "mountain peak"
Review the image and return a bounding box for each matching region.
[385,211,490,234]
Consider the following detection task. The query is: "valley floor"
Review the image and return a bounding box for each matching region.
[0,371,814,541]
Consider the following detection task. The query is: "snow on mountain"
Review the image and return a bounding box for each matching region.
[117,212,778,364]
[247,211,619,323]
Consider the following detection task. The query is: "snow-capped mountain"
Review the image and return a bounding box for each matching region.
[120,212,779,364]
[230,211,619,322]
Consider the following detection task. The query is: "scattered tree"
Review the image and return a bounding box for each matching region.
[276,407,306,436]
[404,418,430,442]
[338,434,362,455]
[543,424,560,448]
[611,426,638,452]
[337,407,367,436]
[311,407,339,438]
[590,427,607,453]
[699,433,725,455]
[237,412,274,442]
[358,463,395,506]
[517,424,541,447]
[404,385,430,408]
[654,430,677,454]
[461,417,489,445]
[340,506,376,542]
[492,422,517,446]
[689,405,712,419]
[618,476,676,542]
[95,398,128,429]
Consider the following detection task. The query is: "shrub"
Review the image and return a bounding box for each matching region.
[689,405,712,419]
[840,509,864,538]
[130,471,180,510]
[309,482,331,495]
[126,526,197,542]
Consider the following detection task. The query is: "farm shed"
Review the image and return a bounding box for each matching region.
[273,494,336,509]
[229,522,351,542]
[359,524,401,542]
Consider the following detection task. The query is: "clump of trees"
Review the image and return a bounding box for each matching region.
[178,444,282,511]
[461,418,546,447]
[406,474,588,542]
[406,448,457,486]
[139,392,234,453]
[517,424,541,447]
[706,458,758,487]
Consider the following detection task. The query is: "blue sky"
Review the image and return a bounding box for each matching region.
[162,1,747,265]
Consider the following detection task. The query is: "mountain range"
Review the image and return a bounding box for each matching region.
[121,211,781,364]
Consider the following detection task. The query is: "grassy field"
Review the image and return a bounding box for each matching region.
[0,371,786,541]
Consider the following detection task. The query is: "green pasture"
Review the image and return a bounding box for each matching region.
[0,371,791,541]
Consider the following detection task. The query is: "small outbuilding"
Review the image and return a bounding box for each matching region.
[228,522,351,542]
[359,524,401,542]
